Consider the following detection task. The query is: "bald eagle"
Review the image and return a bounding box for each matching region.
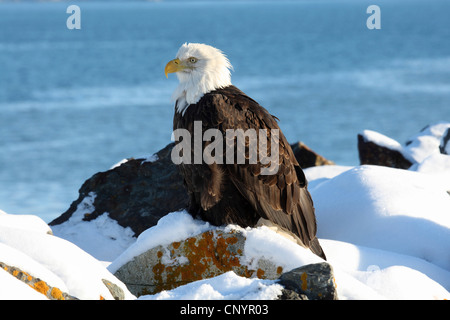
[165,43,326,260]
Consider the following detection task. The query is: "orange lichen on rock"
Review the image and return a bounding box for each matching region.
[50,287,65,300]
[256,268,265,278]
[145,230,252,294]
[225,236,238,245]
[33,281,50,295]
[172,241,181,249]
[333,276,337,289]
[1,261,76,300]
[113,229,289,297]
[301,272,308,291]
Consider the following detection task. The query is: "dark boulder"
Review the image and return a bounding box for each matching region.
[50,143,189,236]
[440,128,450,155]
[277,262,338,300]
[290,141,334,168]
[357,134,413,169]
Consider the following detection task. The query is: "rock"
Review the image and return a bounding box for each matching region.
[357,133,413,169]
[50,143,189,236]
[113,226,336,300]
[405,123,450,161]
[113,228,285,297]
[1,261,129,300]
[359,123,450,171]
[277,288,308,300]
[0,261,77,300]
[440,128,450,155]
[277,262,338,300]
[102,279,125,300]
[290,141,335,168]
[50,141,333,237]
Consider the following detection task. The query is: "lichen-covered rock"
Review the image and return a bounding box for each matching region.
[0,262,77,300]
[113,229,284,297]
[102,279,125,300]
[0,261,130,300]
[277,262,338,300]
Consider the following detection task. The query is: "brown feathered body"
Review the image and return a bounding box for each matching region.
[173,85,326,260]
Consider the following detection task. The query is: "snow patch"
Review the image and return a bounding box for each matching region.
[142,271,283,300]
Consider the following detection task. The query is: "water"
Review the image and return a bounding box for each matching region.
[1,0,449,222]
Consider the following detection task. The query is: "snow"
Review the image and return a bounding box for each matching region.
[310,165,450,271]
[142,271,284,300]
[141,153,159,164]
[0,219,135,300]
[352,265,449,300]
[110,153,159,170]
[403,122,450,163]
[0,268,47,300]
[0,210,52,235]
[110,158,129,170]
[1,122,450,300]
[51,192,135,263]
[360,129,406,154]
[239,225,323,271]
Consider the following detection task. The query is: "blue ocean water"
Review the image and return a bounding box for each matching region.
[0,0,449,222]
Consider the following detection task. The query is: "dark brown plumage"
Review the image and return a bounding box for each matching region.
[173,85,326,260]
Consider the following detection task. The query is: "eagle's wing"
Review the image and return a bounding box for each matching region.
[198,86,325,259]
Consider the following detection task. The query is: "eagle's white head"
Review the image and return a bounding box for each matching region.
[165,43,233,114]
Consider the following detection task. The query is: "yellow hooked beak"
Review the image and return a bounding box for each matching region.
[164,58,186,78]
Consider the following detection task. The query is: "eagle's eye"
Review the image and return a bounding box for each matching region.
[188,57,198,63]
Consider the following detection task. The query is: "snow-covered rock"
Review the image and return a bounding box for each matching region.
[110,208,449,300]
[0,213,135,300]
[404,122,450,163]
[358,130,414,169]
[109,211,332,298]
[0,210,52,235]
[359,122,450,170]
